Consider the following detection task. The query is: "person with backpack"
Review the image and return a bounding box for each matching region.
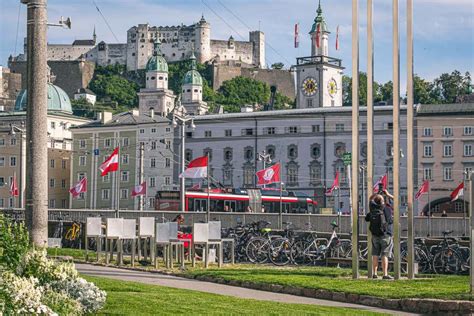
[365,191,394,280]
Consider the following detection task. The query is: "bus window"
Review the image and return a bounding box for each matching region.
[224,200,236,212]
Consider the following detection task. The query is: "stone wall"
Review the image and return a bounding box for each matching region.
[0,67,22,111]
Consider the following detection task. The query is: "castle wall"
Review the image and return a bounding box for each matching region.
[0,67,22,111]
[47,44,95,61]
[210,40,254,65]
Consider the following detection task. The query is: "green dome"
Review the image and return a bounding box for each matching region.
[146,42,168,73]
[310,2,329,34]
[183,53,203,86]
[15,83,73,114]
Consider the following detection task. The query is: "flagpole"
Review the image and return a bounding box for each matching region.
[207,152,210,222]
[464,177,467,236]
[428,184,432,237]
[279,161,283,230]
[116,145,121,212]
[13,172,16,208]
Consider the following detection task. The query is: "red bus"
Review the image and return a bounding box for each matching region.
[155,188,318,213]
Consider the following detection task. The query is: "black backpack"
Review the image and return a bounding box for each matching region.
[368,209,388,237]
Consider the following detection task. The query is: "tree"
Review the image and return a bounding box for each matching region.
[271,62,284,70]
[432,70,471,103]
[413,75,435,104]
[218,76,270,109]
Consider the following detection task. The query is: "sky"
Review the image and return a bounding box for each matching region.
[0,0,473,88]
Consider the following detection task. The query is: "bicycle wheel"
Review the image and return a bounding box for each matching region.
[331,239,352,259]
[401,246,431,274]
[246,237,270,264]
[268,238,291,266]
[432,248,462,274]
[291,239,324,265]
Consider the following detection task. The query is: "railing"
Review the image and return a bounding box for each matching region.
[296,55,342,67]
[1,208,470,237]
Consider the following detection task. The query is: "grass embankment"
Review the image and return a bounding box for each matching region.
[84,276,385,315]
[49,248,471,301]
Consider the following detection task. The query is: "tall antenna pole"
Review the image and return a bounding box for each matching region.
[22,0,49,247]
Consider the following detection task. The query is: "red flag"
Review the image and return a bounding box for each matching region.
[373,174,388,193]
[294,23,299,48]
[69,177,87,198]
[180,156,208,178]
[316,23,321,48]
[99,147,119,176]
[415,180,429,200]
[325,172,340,196]
[9,174,18,197]
[450,182,464,202]
[335,25,340,50]
[132,181,146,197]
[256,163,281,185]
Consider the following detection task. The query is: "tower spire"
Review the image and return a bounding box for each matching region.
[93,25,97,43]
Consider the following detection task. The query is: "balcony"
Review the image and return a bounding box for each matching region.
[296,55,342,67]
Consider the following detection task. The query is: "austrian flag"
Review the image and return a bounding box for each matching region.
[99,147,119,176]
[180,156,208,179]
[450,182,464,202]
[132,181,146,197]
[70,177,87,198]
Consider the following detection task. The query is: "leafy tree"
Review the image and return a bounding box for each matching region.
[271,62,284,70]
[218,76,270,110]
[413,75,435,104]
[432,70,471,103]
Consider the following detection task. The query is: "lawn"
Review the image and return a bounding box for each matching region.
[84,275,386,315]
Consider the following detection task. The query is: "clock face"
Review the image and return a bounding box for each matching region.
[302,77,318,97]
[328,78,337,98]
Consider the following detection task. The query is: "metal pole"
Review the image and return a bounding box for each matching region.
[262,157,266,189]
[207,152,210,222]
[116,144,121,211]
[351,0,360,279]
[469,172,473,296]
[428,185,432,236]
[180,122,186,212]
[20,131,26,208]
[279,180,283,230]
[464,176,467,236]
[367,0,374,274]
[139,143,144,211]
[406,0,415,279]
[23,0,49,246]
[392,0,401,280]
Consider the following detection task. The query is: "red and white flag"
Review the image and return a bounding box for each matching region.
[325,172,340,196]
[9,174,18,197]
[131,181,146,197]
[256,163,281,186]
[373,174,388,193]
[316,23,321,48]
[450,182,464,202]
[180,156,208,178]
[415,180,429,200]
[335,25,340,50]
[294,23,299,48]
[69,177,87,198]
[99,147,119,176]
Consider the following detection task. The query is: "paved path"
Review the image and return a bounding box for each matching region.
[76,263,417,315]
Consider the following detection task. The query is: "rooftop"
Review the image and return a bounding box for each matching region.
[73,111,169,129]
[417,103,474,115]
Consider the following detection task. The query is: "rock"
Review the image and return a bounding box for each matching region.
[400,299,419,312]
[346,294,360,304]
[416,300,434,313]
[269,284,284,293]
[302,288,318,298]
[458,301,474,313]
[331,292,346,302]
[358,295,383,307]
[383,299,400,310]
[283,286,302,296]
[228,280,240,287]
[437,300,459,312]
[315,289,333,300]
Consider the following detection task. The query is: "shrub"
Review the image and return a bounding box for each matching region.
[51,277,107,313]
[0,214,29,270]
[42,289,82,316]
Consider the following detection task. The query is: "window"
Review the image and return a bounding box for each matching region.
[150,158,156,168]
[50,121,56,129]
[121,171,129,182]
[336,124,344,132]
[102,174,110,183]
[224,148,233,161]
[243,128,254,136]
[151,128,157,133]
[288,145,298,159]
[443,167,452,181]
[311,144,321,159]
[79,139,86,149]
[386,122,393,130]
[464,126,473,136]
[77,172,86,181]
[151,141,157,150]
[122,137,129,147]
[122,154,129,164]
[165,140,171,149]
[244,147,253,161]
[148,197,155,209]
[104,138,111,148]
[0,157,4,167]
[266,145,276,159]
[423,145,433,157]
[288,126,298,134]
[0,139,4,146]
[120,189,128,199]
[165,158,170,167]
[225,129,232,137]
[205,130,212,137]
[10,138,16,146]
[102,189,110,200]
[0,177,4,186]
[443,144,453,157]
[79,156,86,166]
[165,177,171,185]
[312,125,320,133]
[423,127,432,137]
[423,168,432,180]
[287,162,299,187]
[139,129,145,134]
[49,178,55,188]
[0,199,4,207]
[223,167,232,185]
[243,165,254,187]
[307,99,313,108]
[203,148,213,161]
[186,132,193,138]
[61,199,67,208]
[361,123,367,131]
[62,159,67,169]
[61,179,66,188]
[465,167,473,180]
[185,150,193,162]
[336,162,347,184]
[50,159,55,168]
[309,162,322,186]
[149,177,156,187]
[443,126,453,136]
[334,143,346,158]
[49,199,56,208]
[10,156,16,167]
[464,144,473,157]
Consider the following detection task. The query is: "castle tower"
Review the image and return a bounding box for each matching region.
[249,31,265,68]
[181,52,208,115]
[138,41,176,116]
[293,0,344,109]
[195,15,211,64]
[93,26,97,44]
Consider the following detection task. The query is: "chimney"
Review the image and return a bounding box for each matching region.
[101,111,113,124]
[150,108,155,118]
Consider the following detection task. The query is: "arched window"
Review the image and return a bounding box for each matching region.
[311,143,321,159]
[288,145,298,160]
[334,142,346,158]
[224,148,233,161]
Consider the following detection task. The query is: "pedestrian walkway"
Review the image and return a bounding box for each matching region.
[76,263,417,315]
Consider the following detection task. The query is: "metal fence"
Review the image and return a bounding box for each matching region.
[1,208,470,237]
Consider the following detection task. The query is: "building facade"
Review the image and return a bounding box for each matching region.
[416,103,473,216]
[0,66,22,112]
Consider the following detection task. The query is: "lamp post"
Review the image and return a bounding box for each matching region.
[257,150,272,188]
[9,124,26,209]
[172,113,195,212]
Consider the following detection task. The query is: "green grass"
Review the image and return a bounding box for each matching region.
[84,275,385,315]
[47,247,87,260]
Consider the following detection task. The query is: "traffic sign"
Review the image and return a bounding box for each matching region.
[343,152,352,166]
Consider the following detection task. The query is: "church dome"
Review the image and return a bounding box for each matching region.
[146,42,168,73]
[310,2,329,34]
[15,83,73,114]
[183,52,203,86]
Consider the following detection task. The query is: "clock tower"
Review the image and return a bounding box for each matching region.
[294,1,344,109]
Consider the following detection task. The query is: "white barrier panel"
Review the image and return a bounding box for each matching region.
[193,223,209,243]
[48,238,62,248]
[86,217,102,237]
[139,217,155,237]
[169,222,178,240]
[107,218,123,238]
[155,223,170,243]
[122,219,137,239]
[208,221,221,240]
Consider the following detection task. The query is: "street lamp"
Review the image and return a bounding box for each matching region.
[9,123,26,209]
[172,113,195,212]
[257,150,272,188]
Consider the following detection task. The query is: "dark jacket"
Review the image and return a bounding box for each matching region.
[365,200,394,236]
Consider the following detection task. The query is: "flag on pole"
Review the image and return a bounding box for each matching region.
[69,177,87,198]
[131,181,146,197]
[373,174,388,193]
[316,23,321,48]
[325,171,340,196]
[294,23,299,48]
[450,182,464,202]
[335,25,340,50]
[415,180,430,200]
[9,174,18,197]
[180,156,208,178]
[256,163,281,186]
[99,147,119,176]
